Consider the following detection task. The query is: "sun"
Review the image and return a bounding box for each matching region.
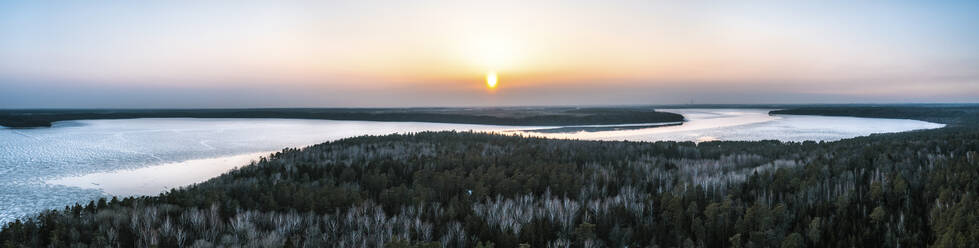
[486,71,498,89]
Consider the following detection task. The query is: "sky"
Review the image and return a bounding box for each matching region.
[1,1,978,108]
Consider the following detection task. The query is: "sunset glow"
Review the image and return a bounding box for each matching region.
[0,1,977,107]
[486,72,498,89]
[0,1,977,244]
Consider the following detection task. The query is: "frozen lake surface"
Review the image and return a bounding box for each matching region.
[0,109,943,223]
[514,109,945,142]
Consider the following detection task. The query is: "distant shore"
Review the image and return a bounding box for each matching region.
[769,105,979,125]
[4,104,976,128]
[0,107,685,128]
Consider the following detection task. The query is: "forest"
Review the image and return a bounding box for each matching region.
[1,106,978,247]
[769,105,979,124]
[0,107,683,128]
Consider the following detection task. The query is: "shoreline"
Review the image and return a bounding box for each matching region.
[45,151,271,196]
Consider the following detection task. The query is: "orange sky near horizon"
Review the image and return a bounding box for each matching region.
[1,1,978,107]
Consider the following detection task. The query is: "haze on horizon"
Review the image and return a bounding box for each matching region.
[1,1,978,108]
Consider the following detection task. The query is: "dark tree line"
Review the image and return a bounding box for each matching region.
[769,105,979,124]
[2,108,978,247]
[0,107,683,128]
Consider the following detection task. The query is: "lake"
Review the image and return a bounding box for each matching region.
[0,109,943,223]
[515,109,945,142]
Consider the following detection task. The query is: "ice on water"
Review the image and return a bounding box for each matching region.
[0,110,944,223]
[518,109,944,142]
